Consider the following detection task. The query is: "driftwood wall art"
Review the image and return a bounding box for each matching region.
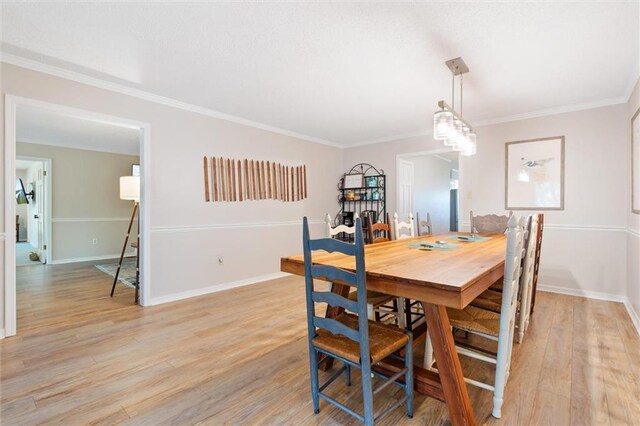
[203,156,307,202]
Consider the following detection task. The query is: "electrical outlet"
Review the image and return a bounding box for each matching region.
[92,238,98,245]
[217,255,224,265]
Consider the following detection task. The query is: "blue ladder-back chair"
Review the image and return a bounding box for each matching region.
[302,217,413,425]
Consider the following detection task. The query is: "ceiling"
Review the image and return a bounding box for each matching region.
[17,104,140,155]
[2,2,638,147]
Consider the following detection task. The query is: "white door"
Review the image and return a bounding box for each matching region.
[397,159,414,221]
[36,166,46,264]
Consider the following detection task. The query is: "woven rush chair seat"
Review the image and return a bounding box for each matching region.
[348,290,395,307]
[446,305,501,337]
[469,289,503,313]
[313,313,410,364]
[490,280,503,292]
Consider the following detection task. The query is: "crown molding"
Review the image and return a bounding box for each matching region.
[346,96,627,148]
[474,96,628,128]
[1,52,343,149]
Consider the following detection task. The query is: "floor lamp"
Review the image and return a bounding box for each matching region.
[111,176,140,303]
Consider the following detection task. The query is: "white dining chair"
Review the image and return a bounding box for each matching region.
[394,212,415,239]
[416,212,433,236]
[326,212,359,238]
[516,214,539,343]
[470,214,538,344]
[424,215,526,418]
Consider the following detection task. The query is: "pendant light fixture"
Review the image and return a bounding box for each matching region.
[433,57,476,156]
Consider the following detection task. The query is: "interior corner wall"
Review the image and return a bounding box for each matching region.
[627,77,640,321]
[1,63,343,319]
[16,143,140,263]
[345,103,629,300]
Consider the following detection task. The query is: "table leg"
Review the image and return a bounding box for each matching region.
[319,282,351,371]
[422,302,476,426]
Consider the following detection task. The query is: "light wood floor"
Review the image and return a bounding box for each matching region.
[2,262,639,425]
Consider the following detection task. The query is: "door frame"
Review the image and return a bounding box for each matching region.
[15,156,52,265]
[396,148,464,228]
[4,95,152,338]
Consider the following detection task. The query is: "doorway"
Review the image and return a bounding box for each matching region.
[397,150,461,234]
[4,95,151,338]
[15,157,51,266]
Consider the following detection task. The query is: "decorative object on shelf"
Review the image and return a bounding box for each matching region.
[203,156,307,203]
[433,57,477,156]
[632,107,640,214]
[344,173,364,189]
[333,163,386,243]
[505,136,565,210]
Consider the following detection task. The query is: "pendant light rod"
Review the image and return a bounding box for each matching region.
[451,67,455,111]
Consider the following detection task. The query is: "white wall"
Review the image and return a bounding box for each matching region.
[408,155,455,234]
[0,63,343,332]
[16,143,140,263]
[627,78,640,322]
[345,103,631,305]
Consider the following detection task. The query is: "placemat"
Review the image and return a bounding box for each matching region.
[408,242,461,251]
[448,234,492,242]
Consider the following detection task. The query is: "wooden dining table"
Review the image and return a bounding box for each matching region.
[280,232,507,426]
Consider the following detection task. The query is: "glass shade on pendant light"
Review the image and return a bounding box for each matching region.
[452,126,469,151]
[433,110,453,140]
[462,131,477,156]
[444,119,461,146]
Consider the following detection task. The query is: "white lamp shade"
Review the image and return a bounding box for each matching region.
[120,176,140,202]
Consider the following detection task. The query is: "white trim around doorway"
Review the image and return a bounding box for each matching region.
[4,95,152,338]
[396,148,463,232]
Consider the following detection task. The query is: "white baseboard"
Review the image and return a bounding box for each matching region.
[0,328,5,339]
[537,284,628,303]
[148,272,291,306]
[623,299,640,336]
[538,284,640,336]
[50,252,136,265]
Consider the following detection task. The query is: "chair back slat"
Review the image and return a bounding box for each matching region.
[303,216,370,349]
[313,316,361,342]
[311,265,356,287]
[470,210,512,234]
[366,214,391,244]
[312,291,358,313]
[326,212,359,238]
[310,238,356,255]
